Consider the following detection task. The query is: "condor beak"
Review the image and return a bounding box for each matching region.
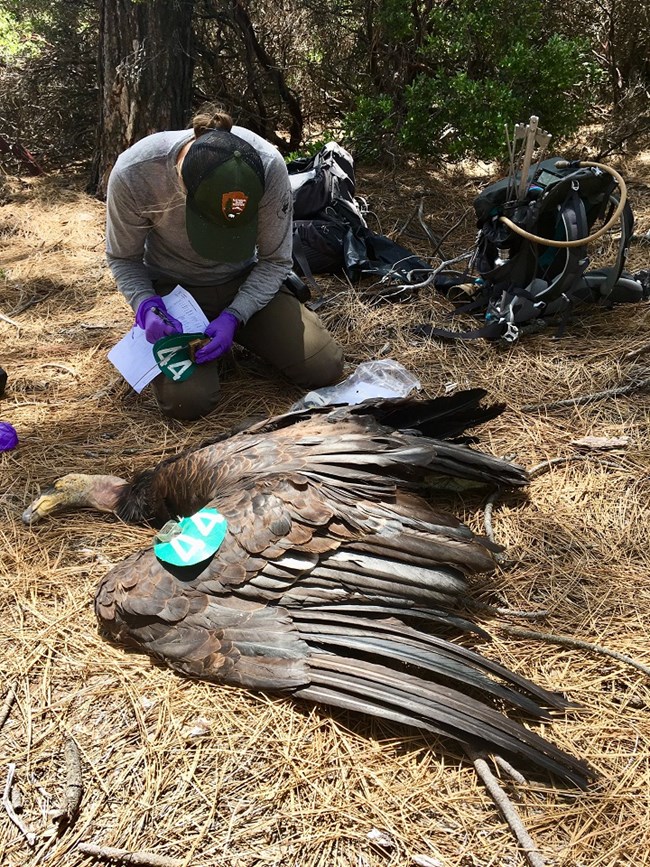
[23,486,69,525]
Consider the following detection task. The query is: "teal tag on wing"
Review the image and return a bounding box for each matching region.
[153,508,227,567]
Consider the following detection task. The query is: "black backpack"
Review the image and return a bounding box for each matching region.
[420,157,647,343]
[286,142,431,300]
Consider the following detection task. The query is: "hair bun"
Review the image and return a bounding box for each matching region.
[192,104,233,138]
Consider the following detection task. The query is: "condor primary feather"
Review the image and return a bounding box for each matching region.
[23,389,592,788]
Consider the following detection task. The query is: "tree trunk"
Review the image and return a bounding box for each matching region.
[90,0,195,198]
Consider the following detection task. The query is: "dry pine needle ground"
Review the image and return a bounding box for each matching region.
[0,149,650,867]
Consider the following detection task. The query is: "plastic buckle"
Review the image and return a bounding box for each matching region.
[502,322,520,343]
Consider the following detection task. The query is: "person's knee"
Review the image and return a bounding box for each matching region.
[283,339,344,389]
[157,391,221,420]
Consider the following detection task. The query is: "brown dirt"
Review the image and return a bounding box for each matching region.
[1,149,649,867]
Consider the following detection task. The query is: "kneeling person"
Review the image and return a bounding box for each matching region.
[106,105,344,420]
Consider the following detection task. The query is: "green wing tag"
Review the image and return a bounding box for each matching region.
[153,508,227,567]
[153,333,207,382]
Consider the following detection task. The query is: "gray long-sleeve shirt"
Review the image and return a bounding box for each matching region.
[105,127,293,324]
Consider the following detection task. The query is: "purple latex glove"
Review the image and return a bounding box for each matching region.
[195,311,239,364]
[136,296,183,345]
[0,422,18,451]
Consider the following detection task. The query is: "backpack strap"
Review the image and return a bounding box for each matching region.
[290,229,329,310]
[412,320,505,342]
[291,226,321,290]
[582,198,635,302]
[535,184,590,302]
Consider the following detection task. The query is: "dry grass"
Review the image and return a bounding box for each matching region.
[1,148,650,867]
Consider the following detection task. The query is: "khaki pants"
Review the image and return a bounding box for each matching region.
[151,277,344,420]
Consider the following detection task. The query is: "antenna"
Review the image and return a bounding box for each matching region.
[506,116,552,201]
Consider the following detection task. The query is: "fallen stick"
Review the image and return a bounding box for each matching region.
[493,754,528,786]
[0,312,21,329]
[469,751,546,867]
[465,598,549,621]
[498,624,650,678]
[3,764,36,847]
[77,843,185,867]
[42,362,80,378]
[522,377,650,412]
[624,342,650,361]
[10,288,60,317]
[11,780,23,812]
[62,736,83,824]
[0,685,16,732]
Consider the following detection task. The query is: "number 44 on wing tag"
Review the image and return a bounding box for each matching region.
[154,508,228,567]
[153,333,207,382]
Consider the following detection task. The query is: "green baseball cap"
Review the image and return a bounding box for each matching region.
[181,130,265,263]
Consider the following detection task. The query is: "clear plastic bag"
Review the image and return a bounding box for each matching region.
[290,359,421,411]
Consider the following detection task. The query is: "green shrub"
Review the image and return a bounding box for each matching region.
[344,0,600,162]
[342,94,397,162]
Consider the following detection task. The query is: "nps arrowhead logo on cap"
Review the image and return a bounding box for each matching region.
[222,191,250,220]
[181,130,265,263]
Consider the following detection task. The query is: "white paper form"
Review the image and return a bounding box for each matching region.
[108,285,210,393]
